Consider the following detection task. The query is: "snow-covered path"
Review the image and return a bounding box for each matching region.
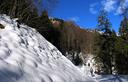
[80,58,128,82]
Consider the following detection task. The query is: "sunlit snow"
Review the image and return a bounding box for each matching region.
[0,15,87,82]
[0,14,128,82]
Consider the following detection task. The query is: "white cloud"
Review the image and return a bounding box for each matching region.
[102,0,116,12]
[68,17,80,22]
[116,0,128,15]
[102,0,128,15]
[89,7,98,14]
[89,0,128,15]
[116,6,124,15]
[90,3,98,7]
[89,3,98,14]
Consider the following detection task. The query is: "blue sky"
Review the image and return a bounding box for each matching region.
[50,0,128,32]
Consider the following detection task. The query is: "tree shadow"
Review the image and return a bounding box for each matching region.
[100,75,123,82]
[0,68,22,82]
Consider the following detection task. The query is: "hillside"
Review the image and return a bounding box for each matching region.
[0,14,88,82]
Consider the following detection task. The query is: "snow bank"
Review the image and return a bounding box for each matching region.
[0,14,88,82]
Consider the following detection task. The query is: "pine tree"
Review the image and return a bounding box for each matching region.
[119,16,128,40]
[36,10,53,42]
[97,10,112,34]
[116,16,128,74]
[94,10,114,74]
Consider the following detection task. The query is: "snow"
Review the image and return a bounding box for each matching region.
[0,14,88,82]
[0,14,128,82]
[79,54,128,82]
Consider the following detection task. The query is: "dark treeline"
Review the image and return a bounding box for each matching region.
[93,10,128,74]
[0,0,128,75]
[0,0,38,25]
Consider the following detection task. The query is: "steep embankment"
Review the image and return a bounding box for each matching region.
[0,15,89,82]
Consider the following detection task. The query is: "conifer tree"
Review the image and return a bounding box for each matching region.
[119,16,128,40]
[94,10,114,74]
[116,16,128,74]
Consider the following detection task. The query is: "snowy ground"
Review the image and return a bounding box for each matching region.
[79,56,128,82]
[95,75,128,82]
[0,15,89,82]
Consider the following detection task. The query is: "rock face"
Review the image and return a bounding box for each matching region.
[0,15,86,82]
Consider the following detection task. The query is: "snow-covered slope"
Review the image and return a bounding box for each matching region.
[0,15,89,82]
[1,14,128,82]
